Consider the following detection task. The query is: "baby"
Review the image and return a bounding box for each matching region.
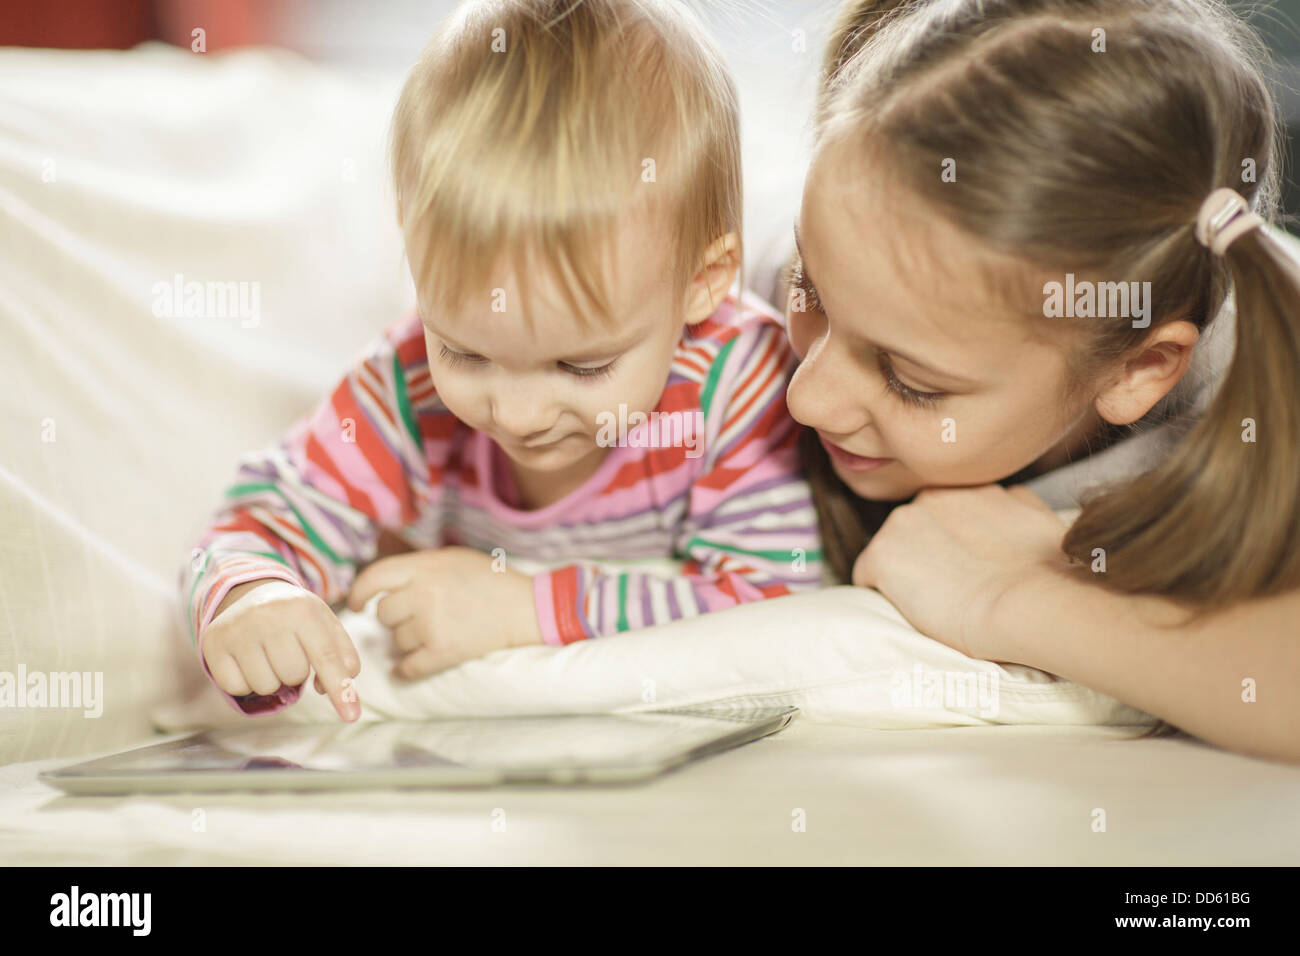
[179,0,822,721]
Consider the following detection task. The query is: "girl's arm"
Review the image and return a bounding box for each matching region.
[851,484,1300,763]
[992,566,1300,763]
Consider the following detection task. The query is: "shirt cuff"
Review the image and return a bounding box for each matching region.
[195,564,308,716]
[532,566,595,645]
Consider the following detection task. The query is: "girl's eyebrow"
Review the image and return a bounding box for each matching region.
[792,220,979,386]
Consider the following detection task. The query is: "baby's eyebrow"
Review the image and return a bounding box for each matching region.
[422,311,641,362]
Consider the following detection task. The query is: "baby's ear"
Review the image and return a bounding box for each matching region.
[684,233,741,323]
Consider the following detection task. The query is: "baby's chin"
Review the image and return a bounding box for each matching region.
[498,433,601,470]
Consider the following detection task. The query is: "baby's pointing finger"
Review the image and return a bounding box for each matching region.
[297,623,362,721]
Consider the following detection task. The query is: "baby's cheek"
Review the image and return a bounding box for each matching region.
[430,375,481,427]
[624,350,678,413]
[568,383,625,436]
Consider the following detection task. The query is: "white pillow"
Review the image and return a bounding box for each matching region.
[151,561,1155,733]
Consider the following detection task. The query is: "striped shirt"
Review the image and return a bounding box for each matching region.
[180,287,823,715]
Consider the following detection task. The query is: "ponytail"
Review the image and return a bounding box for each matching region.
[1063,225,1300,604]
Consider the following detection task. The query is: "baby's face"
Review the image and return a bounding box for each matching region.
[785,139,1101,502]
[413,208,684,479]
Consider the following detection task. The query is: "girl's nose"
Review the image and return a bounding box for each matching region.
[786,333,872,436]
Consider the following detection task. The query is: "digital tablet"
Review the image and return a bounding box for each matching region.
[38,705,797,793]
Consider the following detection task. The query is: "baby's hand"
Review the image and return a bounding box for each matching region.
[346,546,543,679]
[202,579,363,721]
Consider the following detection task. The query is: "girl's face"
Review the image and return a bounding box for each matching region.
[785,140,1102,501]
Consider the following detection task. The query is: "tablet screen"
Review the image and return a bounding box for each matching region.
[44,707,795,786]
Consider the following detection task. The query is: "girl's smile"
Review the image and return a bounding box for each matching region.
[817,432,893,473]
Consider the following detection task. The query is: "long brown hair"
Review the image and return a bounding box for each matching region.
[805,0,1300,617]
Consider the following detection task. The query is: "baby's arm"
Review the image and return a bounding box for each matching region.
[179,314,435,714]
[531,319,822,643]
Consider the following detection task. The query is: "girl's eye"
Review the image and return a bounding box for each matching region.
[438,344,486,368]
[877,352,945,408]
[559,360,617,381]
[785,257,823,314]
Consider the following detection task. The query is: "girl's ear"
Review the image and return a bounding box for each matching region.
[684,233,741,324]
[1094,319,1200,426]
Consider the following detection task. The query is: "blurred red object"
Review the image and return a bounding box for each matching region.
[0,0,274,51]
[154,0,271,51]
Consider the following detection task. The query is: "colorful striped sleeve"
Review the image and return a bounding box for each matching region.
[533,318,823,645]
[178,315,434,715]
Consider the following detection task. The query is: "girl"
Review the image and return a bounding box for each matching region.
[785,0,1300,761]
[180,0,821,721]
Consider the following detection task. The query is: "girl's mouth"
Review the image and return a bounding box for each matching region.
[818,433,893,473]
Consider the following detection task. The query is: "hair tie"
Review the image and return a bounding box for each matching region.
[1195,188,1263,256]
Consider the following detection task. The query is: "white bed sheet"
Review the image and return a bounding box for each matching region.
[5,720,1300,865]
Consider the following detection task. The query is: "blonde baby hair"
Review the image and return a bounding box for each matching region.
[390,0,742,328]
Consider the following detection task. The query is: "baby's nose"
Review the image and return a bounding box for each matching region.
[491,393,558,440]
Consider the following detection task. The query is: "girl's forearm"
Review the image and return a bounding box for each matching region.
[992,571,1300,763]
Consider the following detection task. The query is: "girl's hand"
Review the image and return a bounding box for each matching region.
[203,579,364,721]
[850,485,1073,661]
[346,546,543,679]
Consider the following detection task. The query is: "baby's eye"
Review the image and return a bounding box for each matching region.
[438,344,486,368]
[877,352,945,408]
[559,359,617,381]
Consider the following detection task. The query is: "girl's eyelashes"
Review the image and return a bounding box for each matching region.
[437,343,616,381]
[786,257,824,313]
[777,262,943,408]
[778,259,946,408]
[876,351,946,408]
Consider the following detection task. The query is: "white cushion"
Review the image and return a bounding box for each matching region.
[151,557,1154,733]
